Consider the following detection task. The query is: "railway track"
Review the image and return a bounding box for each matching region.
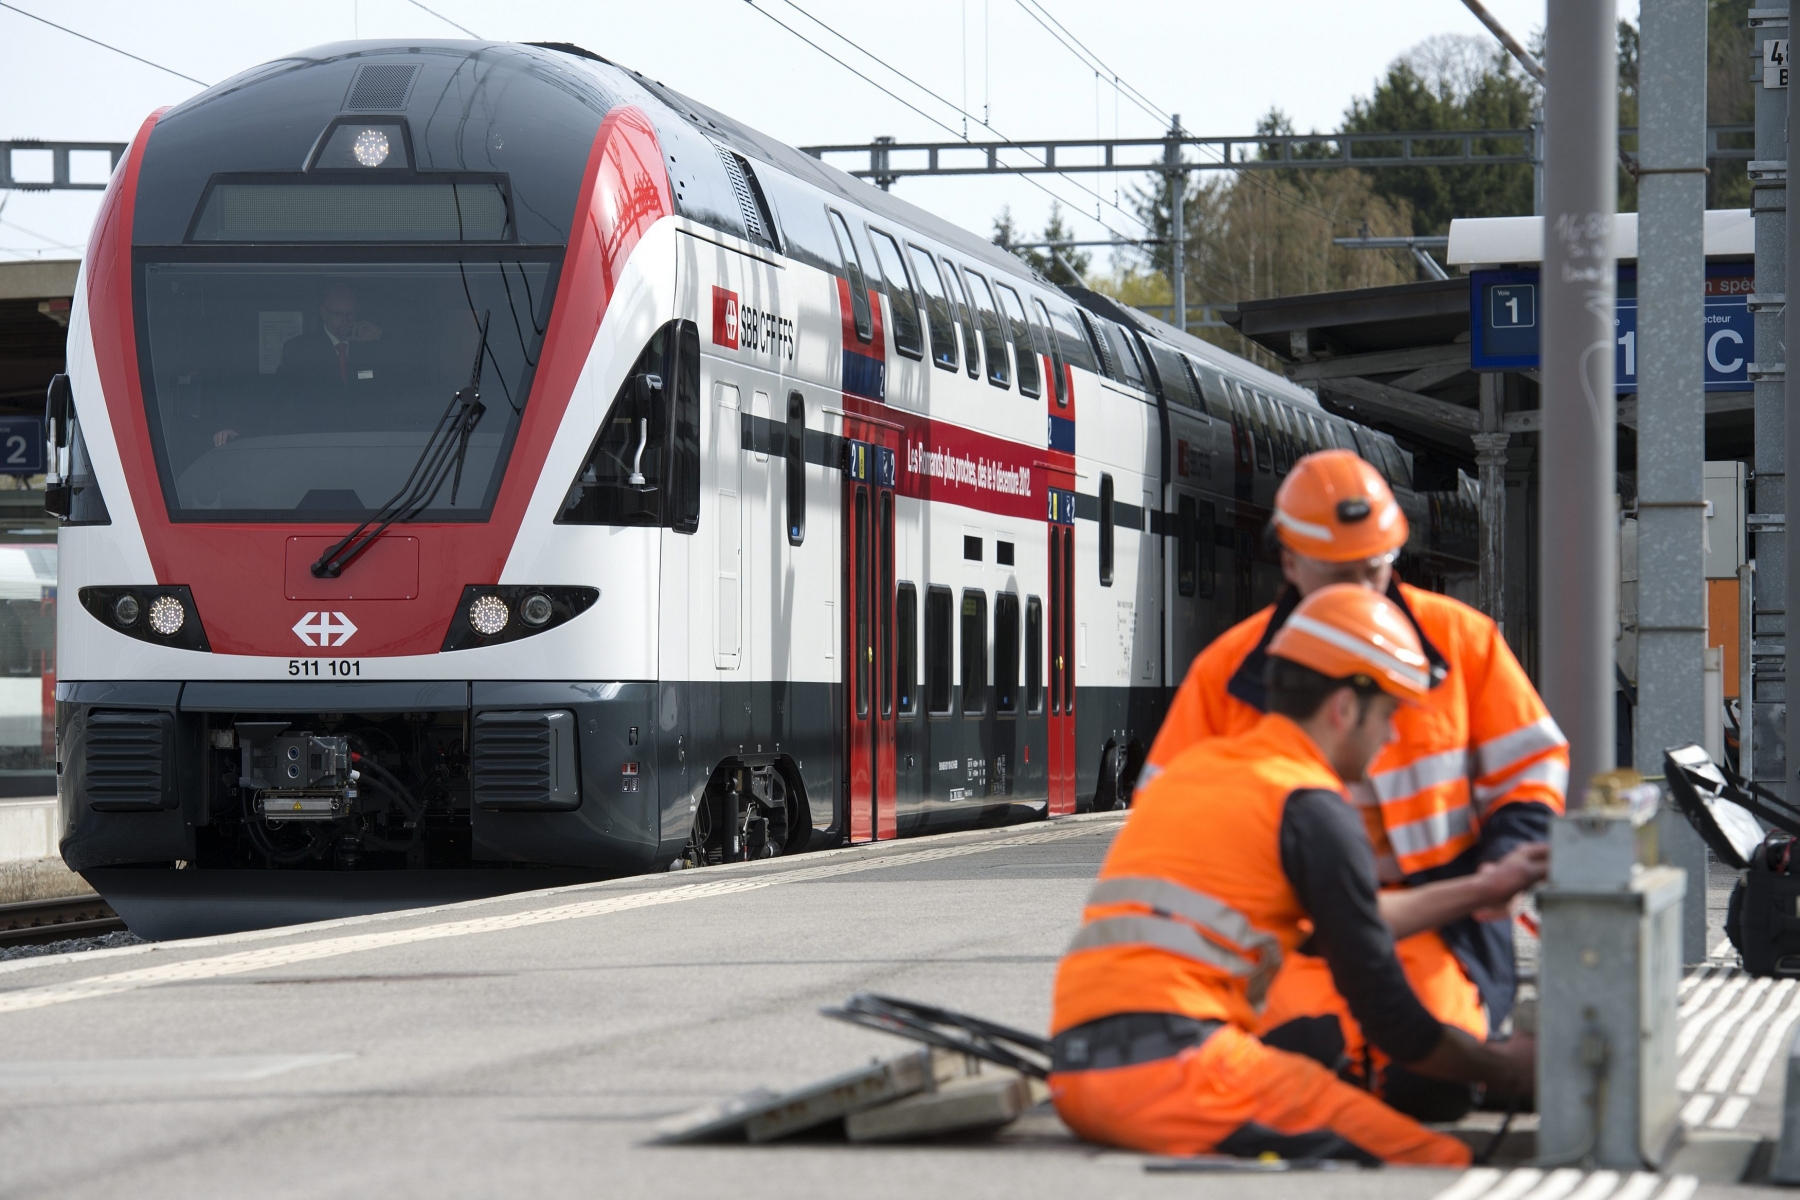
[0,894,125,948]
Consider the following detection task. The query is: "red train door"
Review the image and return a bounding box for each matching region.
[844,435,898,842]
[1047,495,1077,816]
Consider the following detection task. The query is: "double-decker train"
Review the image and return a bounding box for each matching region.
[49,39,1477,936]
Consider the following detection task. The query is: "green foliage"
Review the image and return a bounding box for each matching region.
[1339,37,1538,235]
[992,202,1090,285]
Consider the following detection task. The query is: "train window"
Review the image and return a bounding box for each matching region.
[994,592,1020,716]
[144,258,552,524]
[827,208,873,343]
[190,181,513,243]
[1108,325,1146,390]
[879,490,895,719]
[1242,389,1272,473]
[865,228,924,358]
[1001,287,1043,399]
[1046,301,1098,375]
[960,589,988,716]
[1099,473,1115,586]
[1025,596,1043,714]
[896,583,918,716]
[1192,361,1230,419]
[907,244,960,371]
[1379,439,1412,489]
[926,586,954,715]
[945,258,982,379]
[1036,298,1058,406]
[1029,298,1051,401]
[562,319,695,530]
[963,270,1011,390]
[1350,426,1384,472]
[1177,495,1198,597]
[1077,310,1117,380]
[1147,341,1197,410]
[786,392,806,545]
[855,489,871,718]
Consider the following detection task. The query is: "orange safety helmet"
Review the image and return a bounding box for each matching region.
[1271,449,1409,564]
[1267,583,1433,702]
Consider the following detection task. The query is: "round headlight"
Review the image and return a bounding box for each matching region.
[468,594,509,636]
[519,593,554,627]
[147,595,186,636]
[111,594,140,627]
[352,128,391,167]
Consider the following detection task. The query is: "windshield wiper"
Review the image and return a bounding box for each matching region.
[311,312,491,579]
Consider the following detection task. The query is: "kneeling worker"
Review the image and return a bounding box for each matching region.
[1049,585,1533,1165]
[1145,450,1561,1116]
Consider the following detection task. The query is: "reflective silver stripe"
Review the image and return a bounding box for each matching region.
[1282,613,1433,693]
[1087,876,1264,950]
[1066,915,1282,1007]
[1475,716,1568,777]
[1473,755,1570,810]
[1386,804,1476,860]
[1273,508,1334,543]
[1135,762,1165,788]
[1368,748,1471,806]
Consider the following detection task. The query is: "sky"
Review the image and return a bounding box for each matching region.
[0,0,1626,264]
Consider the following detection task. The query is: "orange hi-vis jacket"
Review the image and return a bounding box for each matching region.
[1053,713,1445,1063]
[1141,581,1567,1021]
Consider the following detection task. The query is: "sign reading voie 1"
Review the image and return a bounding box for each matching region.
[1469,265,1754,392]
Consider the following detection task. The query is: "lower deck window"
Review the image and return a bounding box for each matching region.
[961,589,988,716]
[926,586,953,715]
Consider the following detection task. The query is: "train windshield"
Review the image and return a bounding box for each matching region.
[137,257,557,522]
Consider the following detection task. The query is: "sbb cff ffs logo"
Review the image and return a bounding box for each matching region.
[712,286,739,350]
[293,611,358,647]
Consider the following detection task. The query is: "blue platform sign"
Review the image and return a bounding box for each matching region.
[0,418,44,476]
[1470,264,1754,392]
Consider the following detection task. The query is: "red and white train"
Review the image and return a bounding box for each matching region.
[48,40,1476,935]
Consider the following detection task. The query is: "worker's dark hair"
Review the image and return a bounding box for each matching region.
[1265,655,1385,722]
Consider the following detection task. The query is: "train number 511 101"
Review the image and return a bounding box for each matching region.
[288,659,361,677]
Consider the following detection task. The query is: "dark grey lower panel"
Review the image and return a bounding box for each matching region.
[58,678,1180,882]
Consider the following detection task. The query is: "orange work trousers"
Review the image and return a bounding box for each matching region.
[1048,1023,1471,1166]
[1257,928,1488,1085]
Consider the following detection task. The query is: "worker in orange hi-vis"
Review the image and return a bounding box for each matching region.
[1140,449,1562,1120]
[1050,585,1535,1164]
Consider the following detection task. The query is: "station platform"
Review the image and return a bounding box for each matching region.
[0,814,1783,1198]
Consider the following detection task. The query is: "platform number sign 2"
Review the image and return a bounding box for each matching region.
[0,418,44,477]
[1767,37,1788,89]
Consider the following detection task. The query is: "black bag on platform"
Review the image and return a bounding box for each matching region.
[1664,744,1800,977]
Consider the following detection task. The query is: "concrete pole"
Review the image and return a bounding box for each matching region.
[1751,7,1787,791]
[1635,0,1712,964]
[1539,0,1619,801]
[1473,373,1510,632]
[1166,116,1186,332]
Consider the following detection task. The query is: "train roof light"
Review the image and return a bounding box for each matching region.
[352,128,391,167]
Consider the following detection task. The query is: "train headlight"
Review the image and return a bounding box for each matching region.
[519,593,554,627]
[147,595,186,636]
[352,128,391,167]
[468,594,509,636]
[440,585,597,652]
[111,594,140,627]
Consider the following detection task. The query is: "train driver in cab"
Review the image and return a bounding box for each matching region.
[1141,449,1562,1121]
[1049,585,1533,1165]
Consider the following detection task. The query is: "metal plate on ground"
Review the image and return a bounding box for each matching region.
[654,1049,961,1143]
[845,1071,1038,1142]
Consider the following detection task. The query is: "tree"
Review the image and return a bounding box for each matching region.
[992,202,1090,286]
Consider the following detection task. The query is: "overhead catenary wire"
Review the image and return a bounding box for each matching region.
[744,0,1149,245]
[404,0,482,39]
[0,2,211,87]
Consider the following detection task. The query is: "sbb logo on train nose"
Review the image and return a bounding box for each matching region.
[292,611,358,648]
[712,286,739,350]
